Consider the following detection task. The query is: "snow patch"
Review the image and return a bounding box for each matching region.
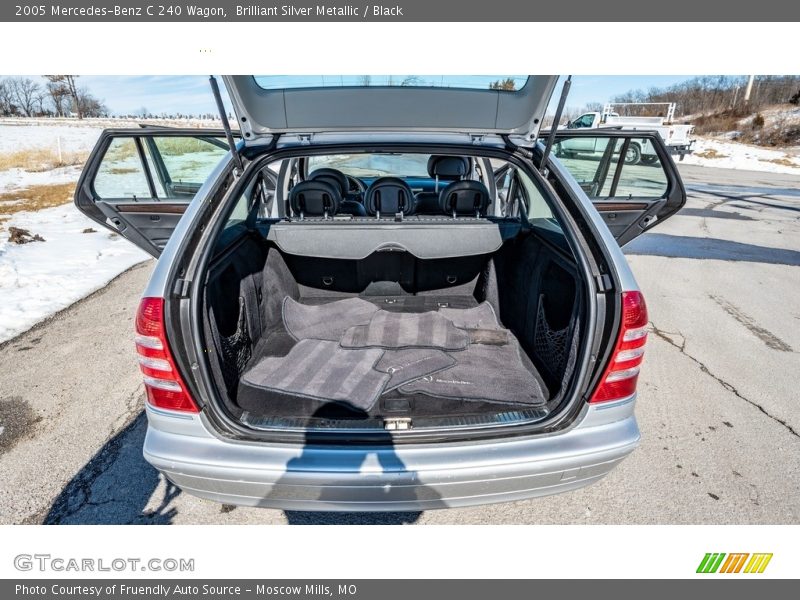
[0,165,83,191]
[682,137,800,174]
[0,123,103,153]
[0,203,149,343]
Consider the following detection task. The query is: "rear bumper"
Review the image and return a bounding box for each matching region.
[668,140,694,157]
[143,400,640,511]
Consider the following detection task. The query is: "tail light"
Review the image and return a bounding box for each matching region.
[135,297,199,413]
[590,291,648,403]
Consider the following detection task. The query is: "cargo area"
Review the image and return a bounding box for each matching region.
[202,225,585,429]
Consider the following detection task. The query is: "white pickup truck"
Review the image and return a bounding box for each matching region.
[558,102,695,164]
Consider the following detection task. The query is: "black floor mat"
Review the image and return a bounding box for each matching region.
[341,310,470,351]
[237,296,548,417]
[241,339,389,411]
[439,302,501,329]
[375,348,457,392]
[283,296,377,341]
[400,340,547,406]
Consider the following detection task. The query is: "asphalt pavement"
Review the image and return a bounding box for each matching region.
[1,164,798,525]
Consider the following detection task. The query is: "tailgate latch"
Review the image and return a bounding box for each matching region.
[172,278,192,298]
[384,417,412,431]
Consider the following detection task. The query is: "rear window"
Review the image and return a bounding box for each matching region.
[253,76,529,92]
[309,153,430,178]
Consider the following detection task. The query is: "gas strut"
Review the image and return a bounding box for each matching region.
[540,75,572,175]
[209,75,244,175]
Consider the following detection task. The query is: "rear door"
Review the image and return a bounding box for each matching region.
[551,130,687,246]
[74,128,232,257]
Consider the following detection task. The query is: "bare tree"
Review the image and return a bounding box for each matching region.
[611,75,800,117]
[45,79,70,116]
[0,78,16,115]
[34,90,48,115]
[9,77,42,116]
[75,88,107,117]
[44,75,82,118]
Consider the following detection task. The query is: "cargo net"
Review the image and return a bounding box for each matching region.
[533,295,572,384]
[217,297,252,390]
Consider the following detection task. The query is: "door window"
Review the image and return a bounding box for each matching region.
[551,131,686,246]
[92,135,227,200]
[93,138,152,199]
[571,114,595,128]
[495,165,560,231]
[555,136,668,199]
[150,137,228,192]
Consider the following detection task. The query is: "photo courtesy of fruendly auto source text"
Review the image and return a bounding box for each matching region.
[0,0,798,595]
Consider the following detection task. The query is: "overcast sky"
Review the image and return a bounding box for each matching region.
[10,75,697,116]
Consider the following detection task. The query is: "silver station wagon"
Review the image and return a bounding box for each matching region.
[74,75,686,511]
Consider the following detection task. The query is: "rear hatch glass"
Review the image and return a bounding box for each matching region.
[223,75,557,142]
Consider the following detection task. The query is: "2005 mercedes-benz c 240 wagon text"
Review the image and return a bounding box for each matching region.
[74,75,686,511]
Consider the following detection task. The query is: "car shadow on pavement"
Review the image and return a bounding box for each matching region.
[676,207,754,221]
[282,511,422,525]
[42,408,442,525]
[280,444,426,525]
[43,412,180,525]
[624,233,800,266]
[273,406,442,525]
[689,184,800,203]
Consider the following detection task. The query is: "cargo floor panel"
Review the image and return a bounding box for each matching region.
[235,295,549,421]
[302,294,480,312]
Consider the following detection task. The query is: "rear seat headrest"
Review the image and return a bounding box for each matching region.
[289,180,341,218]
[440,180,491,217]
[365,177,416,217]
[427,155,470,180]
[309,168,349,197]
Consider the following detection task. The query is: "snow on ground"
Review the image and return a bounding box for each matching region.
[0,120,226,343]
[0,203,149,343]
[0,116,225,155]
[0,123,103,153]
[681,136,800,174]
[0,122,103,191]
[0,165,84,191]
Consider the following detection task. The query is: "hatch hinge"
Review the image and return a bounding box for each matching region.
[594,273,613,293]
[470,134,485,145]
[172,278,192,298]
[384,417,412,431]
[298,134,313,145]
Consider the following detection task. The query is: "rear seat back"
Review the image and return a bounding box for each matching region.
[309,168,366,216]
[309,167,348,196]
[289,180,341,218]
[365,177,416,217]
[415,155,470,214]
[440,180,491,217]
